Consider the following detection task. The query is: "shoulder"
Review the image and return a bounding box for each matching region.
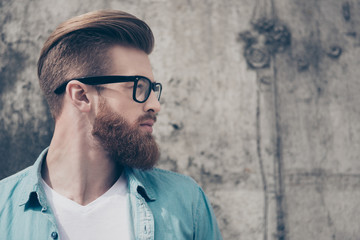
[135,168,200,189]
[142,168,197,183]
[0,167,32,204]
[0,166,32,189]
[0,148,46,203]
[131,167,203,199]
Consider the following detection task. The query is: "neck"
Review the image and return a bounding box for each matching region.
[42,115,122,206]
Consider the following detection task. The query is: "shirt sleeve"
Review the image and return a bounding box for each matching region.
[193,187,223,240]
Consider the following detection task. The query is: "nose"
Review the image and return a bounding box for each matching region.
[143,90,161,113]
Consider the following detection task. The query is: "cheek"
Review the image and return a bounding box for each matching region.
[112,103,142,125]
[103,93,144,125]
[123,112,139,125]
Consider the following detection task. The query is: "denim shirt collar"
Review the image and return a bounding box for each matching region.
[124,167,156,201]
[18,148,156,207]
[18,148,48,208]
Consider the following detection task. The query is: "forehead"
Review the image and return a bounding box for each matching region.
[106,45,154,81]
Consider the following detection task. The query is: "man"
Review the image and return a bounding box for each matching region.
[0,10,222,240]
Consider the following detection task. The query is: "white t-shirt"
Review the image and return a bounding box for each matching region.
[41,175,134,240]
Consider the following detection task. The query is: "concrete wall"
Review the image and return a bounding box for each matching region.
[1,0,359,239]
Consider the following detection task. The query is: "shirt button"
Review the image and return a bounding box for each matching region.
[51,232,58,239]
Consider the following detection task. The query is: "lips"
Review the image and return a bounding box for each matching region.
[140,119,155,127]
[139,119,155,133]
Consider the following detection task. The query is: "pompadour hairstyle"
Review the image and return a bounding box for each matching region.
[37,10,155,119]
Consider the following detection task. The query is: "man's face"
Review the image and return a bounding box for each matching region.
[91,46,161,169]
[93,45,161,132]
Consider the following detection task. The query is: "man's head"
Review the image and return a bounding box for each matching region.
[38,10,155,119]
[38,10,161,169]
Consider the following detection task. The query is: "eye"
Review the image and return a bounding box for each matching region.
[137,83,145,89]
[136,78,150,93]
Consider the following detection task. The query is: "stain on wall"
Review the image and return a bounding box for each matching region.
[0,1,54,178]
[237,0,360,239]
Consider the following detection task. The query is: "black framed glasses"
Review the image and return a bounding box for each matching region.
[54,75,162,103]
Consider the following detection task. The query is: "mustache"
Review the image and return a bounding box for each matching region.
[137,112,157,123]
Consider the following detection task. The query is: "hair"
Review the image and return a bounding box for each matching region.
[37,10,155,119]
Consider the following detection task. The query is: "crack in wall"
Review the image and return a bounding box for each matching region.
[256,88,269,240]
[272,57,286,240]
[241,0,290,238]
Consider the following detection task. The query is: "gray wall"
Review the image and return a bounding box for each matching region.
[1,0,360,239]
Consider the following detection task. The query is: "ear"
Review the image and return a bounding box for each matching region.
[66,80,92,113]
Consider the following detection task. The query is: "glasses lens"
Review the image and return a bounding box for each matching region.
[154,83,162,101]
[135,78,151,102]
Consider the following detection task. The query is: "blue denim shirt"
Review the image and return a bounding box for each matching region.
[0,148,222,240]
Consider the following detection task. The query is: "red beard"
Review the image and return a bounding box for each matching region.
[92,100,160,170]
